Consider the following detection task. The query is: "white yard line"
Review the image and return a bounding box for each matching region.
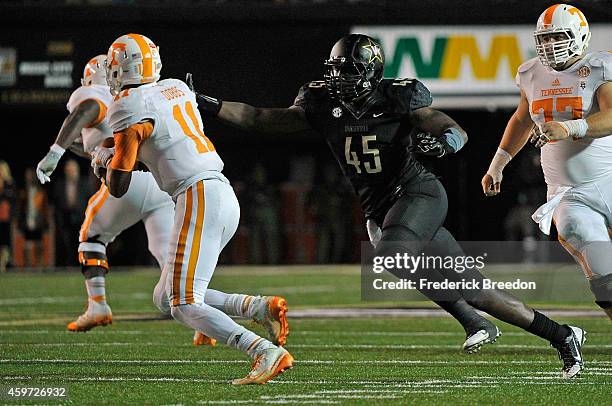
[3,342,611,350]
[1,359,611,366]
[1,329,608,338]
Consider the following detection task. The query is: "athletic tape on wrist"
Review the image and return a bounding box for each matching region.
[487,148,512,177]
[560,119,588,139]
[50,143,66,155]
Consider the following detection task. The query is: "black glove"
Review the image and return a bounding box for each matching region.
[411,132,453,158]
[185,73,223,116]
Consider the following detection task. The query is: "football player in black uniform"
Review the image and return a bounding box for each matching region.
[189,34,585,376]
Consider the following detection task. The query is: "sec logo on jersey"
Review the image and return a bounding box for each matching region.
[332,106,343,118]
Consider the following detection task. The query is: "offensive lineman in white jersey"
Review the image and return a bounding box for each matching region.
[483,3,611,340]
[35,55,178,332]
[102,33,292,384]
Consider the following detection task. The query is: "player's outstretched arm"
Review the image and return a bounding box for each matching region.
[409,107,467,157]
[218,102,311,133]
[482,90,534,196]
[36,99,100,184]
[186,74,310,133]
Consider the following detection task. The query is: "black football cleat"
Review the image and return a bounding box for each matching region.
[552,325,586,379]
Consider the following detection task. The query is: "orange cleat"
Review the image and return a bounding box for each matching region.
[67,301,112,332]
[256,296,289,346]
[232,347,294,385]
[193,331,217,346]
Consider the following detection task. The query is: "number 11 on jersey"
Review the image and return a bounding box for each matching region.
[173,101,215,153]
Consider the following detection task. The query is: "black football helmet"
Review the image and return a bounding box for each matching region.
[324,34,385,103]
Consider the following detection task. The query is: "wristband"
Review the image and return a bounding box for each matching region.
[559,119,588,139]
[442,127,466,153]
[50,143,66,156]
[487,148,512,178]
[196,93,223,117]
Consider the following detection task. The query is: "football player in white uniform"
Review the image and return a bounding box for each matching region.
[483,4,612,377]
[102,34,292,384]
[35,55,176,332]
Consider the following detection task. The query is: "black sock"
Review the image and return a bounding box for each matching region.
[526,311,571,345]
[436,299,486,334]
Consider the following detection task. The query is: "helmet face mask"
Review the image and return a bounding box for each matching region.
[534,4,591,69]
[324,34,384,103]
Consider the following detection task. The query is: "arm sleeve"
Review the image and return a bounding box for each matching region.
[109,121,154,171]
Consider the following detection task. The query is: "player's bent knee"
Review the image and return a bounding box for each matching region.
[153,286,170,316]
[557,218,605,248]
[153,282,171,316]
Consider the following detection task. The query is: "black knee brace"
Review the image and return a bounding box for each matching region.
[79,251,109,278]
[589,274,612,309]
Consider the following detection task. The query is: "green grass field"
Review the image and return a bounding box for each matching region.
[0,266,610,405]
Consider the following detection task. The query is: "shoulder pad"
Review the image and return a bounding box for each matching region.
[585,51,612,81]
[515,57,539,89]
[67,85,110,113]
[517,57,539,74]
[108,89,149,132]
[293,81,327,108]
[382,78,432,113]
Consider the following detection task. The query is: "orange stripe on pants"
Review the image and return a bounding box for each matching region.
[185,182,205,304]
[558,235,593,279]
[79,186,109,242]
[172,187,193,306]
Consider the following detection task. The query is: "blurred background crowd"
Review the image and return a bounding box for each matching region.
[2,0,609,269]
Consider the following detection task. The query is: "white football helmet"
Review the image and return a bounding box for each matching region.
[534,4,591,69]
[81,55,107,86]
[105,33,162,95]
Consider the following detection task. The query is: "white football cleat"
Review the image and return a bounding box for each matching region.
[232,347,294,385]
[463,324,502,354]
[67,300,112,332]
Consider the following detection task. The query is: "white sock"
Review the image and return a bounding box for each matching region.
[231,328,276,358]
[222,293,265,319]
[171,303,274,357]
[202,289,229,312]
[85,276,106,304]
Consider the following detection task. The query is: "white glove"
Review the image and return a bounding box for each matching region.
[529,124,549,148]
[36,144,65,184]
[91,146,115,179]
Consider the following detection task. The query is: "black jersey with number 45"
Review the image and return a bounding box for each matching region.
[293,78,437,222]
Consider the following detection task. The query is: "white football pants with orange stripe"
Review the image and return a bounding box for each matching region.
[550,176,612,309]
[159,178,276,355]
[78,171,174,267]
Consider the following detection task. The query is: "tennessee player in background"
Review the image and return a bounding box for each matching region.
[35,55,177,333]
[192,33,586,378]
[483,1,611,361]
[103,34,293,385]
